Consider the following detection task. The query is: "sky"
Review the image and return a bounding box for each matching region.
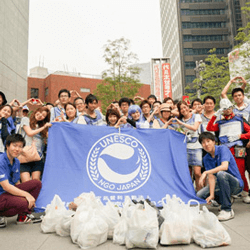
[28,0,163,77]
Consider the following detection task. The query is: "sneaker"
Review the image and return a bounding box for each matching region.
[210,200,220,207]
[0,216,7,228]
[16,214,42,225]
[217,209,234,221]
[242,195,250,204]
[231,193,242,199]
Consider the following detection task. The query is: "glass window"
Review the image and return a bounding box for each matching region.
[31,88,39,98]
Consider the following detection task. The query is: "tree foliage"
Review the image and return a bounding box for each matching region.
[94,38,142,113]
[185,49,230,107]
[230,2,250,86]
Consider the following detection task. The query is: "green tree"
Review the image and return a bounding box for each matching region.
[185,49,230,107]
[94,37,142,113]
[230,2,250,86]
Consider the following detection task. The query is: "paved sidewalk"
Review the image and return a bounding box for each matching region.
[1,199,250,250]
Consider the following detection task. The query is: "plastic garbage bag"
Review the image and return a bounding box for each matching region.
[159,194,191,245]
[55,209,75,237]
[100,200,121,239]
[77,210,108,249]
[41,194,67,233]
[125,202,159,249]
[192,206,231,248]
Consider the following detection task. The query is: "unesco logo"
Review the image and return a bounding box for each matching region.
[86,133,151,193]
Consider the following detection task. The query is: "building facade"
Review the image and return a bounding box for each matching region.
[0,0,29,102]
[28,66,151,105]
[159,0,248,96]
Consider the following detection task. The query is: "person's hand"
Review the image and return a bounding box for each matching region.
[246,141,250,148]
[171,117,182,125]
[214,108,223,117]
[199,172,207,188]
[25,193,36,209]
[44,122,52,128]
[205,195,215,205]
[227,135,240,142]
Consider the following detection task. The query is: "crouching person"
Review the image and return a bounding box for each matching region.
[0,134,42,228]
[197,132,243,221]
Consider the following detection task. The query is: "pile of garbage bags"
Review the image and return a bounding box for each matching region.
[41,192,231,249]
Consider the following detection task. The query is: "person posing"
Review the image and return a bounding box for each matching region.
[0,134,42,227]
[19,107,51,183]
[163,97,179,117]
[84,94,105,126]
[153,104,175,129]
[118,97,131,117]
[191,98,203,115]
[200,96,216,133]
[206,98,250,203]
[50,89,71,122]
[0,105,15,154]
[174,101,203,191]
[140,100,157,128]
[60,103,86,124]
[73,97,86,116]
[197,132,243,221]
[106,108,123,128]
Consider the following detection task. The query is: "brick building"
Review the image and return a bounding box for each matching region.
[27,66,151,105]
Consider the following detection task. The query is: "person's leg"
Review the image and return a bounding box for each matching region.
[196,185,210,199]
[216,171,242,212]
[30,160,44,181]
[0,180,42,217]
[193,166,202,191]
[20,172,31,182]
[31,171,41,181]
[20,162,32,183]
[245,147,250,175]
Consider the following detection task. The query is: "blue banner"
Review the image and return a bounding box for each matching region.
[36,123,205,209]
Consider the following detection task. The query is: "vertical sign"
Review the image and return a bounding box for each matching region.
[162,63,172,98]
[153,64,161,100]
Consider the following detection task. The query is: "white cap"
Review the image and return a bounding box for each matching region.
[22,105,29,111]
[220,98,233,110]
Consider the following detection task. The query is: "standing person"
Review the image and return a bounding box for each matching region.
[152,104,174,129]
[118,97,131,117]
[197,132,243,221]
[60,103,86,124]
[105,108,121,127]
[174,101,203,191]
[73,97,86,116]
[201,96,216,133]
[206,98,250,203]
[50,89,71,122]
[84,94,105,126]
[0,105,14,154]
[0,134,42,227]
[147,95,157,107]
[191,98,203,115]
[19,107,51,183]
[140,100,156,128]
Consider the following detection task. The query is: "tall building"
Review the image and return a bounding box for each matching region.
[159,0,248,96]
[0,0,29,102]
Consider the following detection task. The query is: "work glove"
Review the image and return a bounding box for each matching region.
[227,135,240,142]
[214,109,223,117]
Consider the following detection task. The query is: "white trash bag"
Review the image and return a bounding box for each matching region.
[100,200,121,239]
[41,194,67,233]
[113,196,135,245]
[55,209,75,237]
[160,194,192,245]
[77,210,108,249]
[192,206,231,248]
[125,202,159,249]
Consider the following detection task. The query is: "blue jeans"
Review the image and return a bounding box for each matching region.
[197,171,243,211]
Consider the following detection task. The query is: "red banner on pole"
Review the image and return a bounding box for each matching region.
[162,63,172,98]
[153,64,161,100]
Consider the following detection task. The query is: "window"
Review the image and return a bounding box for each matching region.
[80,88,90,93]
[31,88,39,98]
[45,87,49,96]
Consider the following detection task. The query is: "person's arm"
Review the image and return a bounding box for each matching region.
[240,76,247,91]
[23,123,51,137]
[199,161,228,189]
[205,174,216,204]
[206,115,219,132]
[221,76,245,98]
[174,118,201,131]
[0,180,35,209]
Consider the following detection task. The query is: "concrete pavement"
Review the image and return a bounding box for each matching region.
[1,198,250,250]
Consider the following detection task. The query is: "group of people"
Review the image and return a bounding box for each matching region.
[1,75,250,227]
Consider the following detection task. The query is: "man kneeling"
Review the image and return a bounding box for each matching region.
[0,134,42,228]
[197,132,243,221]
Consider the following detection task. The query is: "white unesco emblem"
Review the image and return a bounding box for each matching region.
[86,133,151,193]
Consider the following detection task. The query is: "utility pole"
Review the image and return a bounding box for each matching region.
[194,60,205,98]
